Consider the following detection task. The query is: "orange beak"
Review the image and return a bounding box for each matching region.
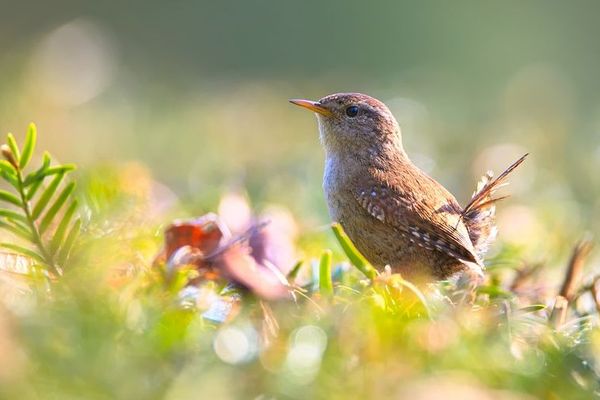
[289,99,333,117]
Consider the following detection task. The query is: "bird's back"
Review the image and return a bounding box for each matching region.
[324,151,482,279]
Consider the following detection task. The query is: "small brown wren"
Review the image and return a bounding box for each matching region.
[290,93,527,280]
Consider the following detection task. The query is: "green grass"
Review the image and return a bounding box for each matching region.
[0,126,597,400]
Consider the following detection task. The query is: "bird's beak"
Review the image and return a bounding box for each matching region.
[289,99,333,117]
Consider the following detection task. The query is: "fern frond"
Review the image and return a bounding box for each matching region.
[0,124,81,276]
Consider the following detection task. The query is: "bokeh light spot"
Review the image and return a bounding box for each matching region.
[213,326,257,365]
[30,18,117,107]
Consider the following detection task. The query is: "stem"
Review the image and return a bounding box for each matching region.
[14,167,60,276]
[331,223,377,280]
[559,237,593,301]
[319,249,333,296]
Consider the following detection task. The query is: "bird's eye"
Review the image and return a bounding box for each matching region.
[345,105,359,117]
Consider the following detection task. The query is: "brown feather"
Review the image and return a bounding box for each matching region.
[463,153,528,217]
[353,162,482,269]
[462,154,528,256]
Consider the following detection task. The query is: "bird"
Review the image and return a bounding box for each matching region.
[290,93,527,280]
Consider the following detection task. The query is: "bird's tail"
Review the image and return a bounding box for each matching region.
[462,154,528,257]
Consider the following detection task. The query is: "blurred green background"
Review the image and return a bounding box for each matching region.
[1,0,599,262]
[2,3,600,399]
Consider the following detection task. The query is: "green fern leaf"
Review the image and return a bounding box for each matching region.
[0,170,18,188]
[44,165,76,175]
[0,160,16,175]
[0,221,32,241]
[49,200,77,253]
[19,123,36,169]
[23,162,74,187]
[0,190,22,207]
[31,172,65,220]
[23,153,54,198]
[6,133,20,162]
[57,218,81,265]
[0,125,80,275]
[39,182,75,234]
[26,179,43,201]
[0,209,28,223]
[0,243,45,264]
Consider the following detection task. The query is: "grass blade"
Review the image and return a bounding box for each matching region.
[519,304,547,313]
[31,171,64,220]
[319,249,333,296]
[19,123,36,169]
[0,190,22,207]
[395,276,431,318]
[287,260,303,282]
[39,182,75,234]
[331,222,377,280]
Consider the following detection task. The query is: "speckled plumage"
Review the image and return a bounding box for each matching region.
[291,93,526,280]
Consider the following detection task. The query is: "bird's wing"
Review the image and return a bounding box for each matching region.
[354,167,481,267]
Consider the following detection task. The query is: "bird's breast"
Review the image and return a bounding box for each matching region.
[323,155,344,220]
[322,154,364,224]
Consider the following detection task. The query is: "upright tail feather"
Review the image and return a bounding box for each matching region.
[463,153,528,257]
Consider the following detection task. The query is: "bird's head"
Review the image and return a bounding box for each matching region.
[290,93,403,157]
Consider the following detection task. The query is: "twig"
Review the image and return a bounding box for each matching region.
[203,220,270,261]
[559,236,593,301]
[510,262,543,292]
[571,274,600,304]
[550,295,569,328]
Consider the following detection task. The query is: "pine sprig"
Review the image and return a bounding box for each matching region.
[0,123,80,276]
